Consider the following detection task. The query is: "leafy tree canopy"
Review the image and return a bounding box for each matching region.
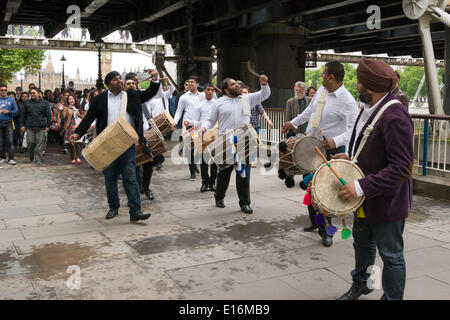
[0,49,45,84]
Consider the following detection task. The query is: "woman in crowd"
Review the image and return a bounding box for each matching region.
[306,86,317,98]
[61,94,84,164]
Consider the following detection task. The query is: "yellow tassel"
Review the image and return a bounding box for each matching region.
[357,206,366,218]
[12,120,15,130]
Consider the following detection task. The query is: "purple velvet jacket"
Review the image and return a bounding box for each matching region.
[348,93,414,224]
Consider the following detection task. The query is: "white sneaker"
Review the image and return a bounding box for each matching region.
[8,159,17,165]
[0,159,5,164]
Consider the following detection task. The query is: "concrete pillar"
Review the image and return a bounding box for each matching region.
[254,23,306,108]
[175,46,213,86]
[444,26,450,115]
[215,24,306,108]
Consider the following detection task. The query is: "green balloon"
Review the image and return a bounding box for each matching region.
[341,228,352,240]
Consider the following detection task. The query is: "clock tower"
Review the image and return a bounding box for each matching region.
[101,51,112,76]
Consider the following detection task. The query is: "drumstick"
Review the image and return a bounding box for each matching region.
[318,125,326,140]
[247,60,260,78]
[314,146,347,185]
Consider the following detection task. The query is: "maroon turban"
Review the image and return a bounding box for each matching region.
[357,57,398,93]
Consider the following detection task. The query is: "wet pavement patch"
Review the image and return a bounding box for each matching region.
[127,217,312,255]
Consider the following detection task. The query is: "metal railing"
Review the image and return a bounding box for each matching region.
[411,114,450,175]
[260,108,285,143]
[259,110,450,176]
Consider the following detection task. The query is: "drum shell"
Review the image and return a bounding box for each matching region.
[279,134,326,175]
[310,159,365,217]
[152,111,174,135]
[207,123,259,170]
[82,117,138,171]
[192,124,219,153]
[135,126,168,166]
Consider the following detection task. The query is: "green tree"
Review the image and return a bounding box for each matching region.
[0,49,45,84]
[398,66,444,100]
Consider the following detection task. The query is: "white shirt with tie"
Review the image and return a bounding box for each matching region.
[290,85,358,148]
[202,84,271,135]
[351,93,389,197]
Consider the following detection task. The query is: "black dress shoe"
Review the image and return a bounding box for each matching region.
[208,184,216,191]
[322,235,333,247]
[130,210,151,222]
[144,189,154,200]
[240,205,253,214]
[215,199,225,208]
[200,184,208,193]
[105,208,119,219]
[337,282,374,300]
[304,225,319,232]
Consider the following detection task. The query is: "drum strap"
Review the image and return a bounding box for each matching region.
[352,100,398,163]
[240,97,250,116]
[120,91,128,119]
[142,103,152,121]
[310,88,327,130]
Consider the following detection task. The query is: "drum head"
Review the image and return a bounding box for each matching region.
[292,136,325,173]
[311,159,365,216]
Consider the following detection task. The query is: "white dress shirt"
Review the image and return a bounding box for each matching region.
[192,97,216,127]
[107,90,133,126]
[352,93,389,197]
[173,90,206,126]
[202,84,271,135]
[290,85,358,148]
[153,83,175,110]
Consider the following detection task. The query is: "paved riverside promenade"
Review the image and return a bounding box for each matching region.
[1,142,450,300]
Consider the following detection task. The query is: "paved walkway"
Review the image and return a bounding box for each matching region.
[1,143,450,300]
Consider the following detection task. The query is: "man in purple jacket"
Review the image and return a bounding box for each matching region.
[334,58,414,300]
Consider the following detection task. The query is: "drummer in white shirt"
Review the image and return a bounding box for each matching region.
[171,75,204,181]
[282,61,358,247]
[145,78,175,120]
[201,75,271,214]
[190,83,218,193]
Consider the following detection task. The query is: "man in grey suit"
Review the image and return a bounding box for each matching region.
[285,81,311,138]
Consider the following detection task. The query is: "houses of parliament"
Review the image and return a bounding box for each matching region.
[7,51,113,92]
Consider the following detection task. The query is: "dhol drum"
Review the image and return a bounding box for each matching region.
[135,126,168,166]
[207,123,259,170]
[310,159,365,217]
[151,111,174,135]
[192,123,219,153]
[82,117,138,171]
[278,134,326,175]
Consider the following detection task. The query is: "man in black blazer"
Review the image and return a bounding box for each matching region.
[70,70,160,222]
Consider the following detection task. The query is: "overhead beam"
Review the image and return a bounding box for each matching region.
[309,52,445,67]
[0,36,164,53]
[2,0,22,22]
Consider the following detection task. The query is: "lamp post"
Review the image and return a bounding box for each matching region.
[95,39,105,90]
[60,55,66,91]
[19,71,24,90]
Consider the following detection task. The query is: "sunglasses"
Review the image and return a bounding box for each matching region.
[0,89,7,92]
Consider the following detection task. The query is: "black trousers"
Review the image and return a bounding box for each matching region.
[351,216,406,300]
[215,164,251,207]
[185,126,198,175]
[200,153,217,186]
[307,145,346,238]
[142,161,154,191]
